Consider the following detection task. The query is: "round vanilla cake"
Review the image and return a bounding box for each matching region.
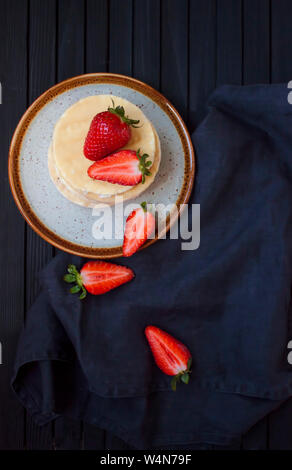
[48,95,161,207]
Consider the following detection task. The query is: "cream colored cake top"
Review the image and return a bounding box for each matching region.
[53,95,156,196]
[48,124,161,207]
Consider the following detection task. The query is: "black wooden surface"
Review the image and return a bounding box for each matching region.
[0,0,292,450]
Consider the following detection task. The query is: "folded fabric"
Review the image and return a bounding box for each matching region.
[12,84,292,449]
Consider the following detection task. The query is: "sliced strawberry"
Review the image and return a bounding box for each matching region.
[145,326,192,391]
[123,203,155,257]
[87,149,152,186]
[83,101,140,161]
[64,261,134,299]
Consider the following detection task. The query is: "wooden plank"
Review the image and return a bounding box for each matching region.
[83,0,110,450]
[86,0,109,73]
[29,0,57,101]
[26,418,53,451]
[54,418,83,450]
[160,0,188,120]
[271,0,292,83]
[133,0,160,89]
[109,0,133,75]
[243,0,270,85]
[25,0,57,449]
[0,0,27,450]
[189,0,216,130]
[105,433,132,451]
[54,0,86,450]
[217,0,242,86]
[105,0,134,449]
[58,0,85,81]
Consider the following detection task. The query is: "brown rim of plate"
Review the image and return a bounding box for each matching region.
[8,73,195,259]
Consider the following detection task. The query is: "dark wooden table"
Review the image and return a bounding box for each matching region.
[1,0,292,450]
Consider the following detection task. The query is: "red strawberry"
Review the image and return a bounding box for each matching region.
[64,261,134,299]
[145,326,192,391]
[88,149,152,186]
[123,202,155,257]
[83,101,140,161]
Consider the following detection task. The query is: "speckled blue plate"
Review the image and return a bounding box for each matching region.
[9,73,194,258]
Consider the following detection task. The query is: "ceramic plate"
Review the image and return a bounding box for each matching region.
[9,73,195,258]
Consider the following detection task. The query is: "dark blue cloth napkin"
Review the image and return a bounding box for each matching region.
[12,84,292,449]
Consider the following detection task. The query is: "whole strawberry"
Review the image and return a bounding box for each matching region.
[145,326,192,391]
[83,101,140,161]
[64,261,134,299]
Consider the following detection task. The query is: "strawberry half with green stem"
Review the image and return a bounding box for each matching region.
[87,149,152,186]
[145,326,192,391]
[64,261,134,299]
[123,202,155,257]
[83,100,140,161]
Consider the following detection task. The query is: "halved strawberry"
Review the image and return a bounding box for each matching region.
[87,149,152,186]
[64,261,134,299]
[145,326,192,391]
[123,202,155,257]
[84,101,140,161]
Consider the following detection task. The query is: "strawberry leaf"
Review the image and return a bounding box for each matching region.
[64,264,87,300]
[67,264,77,274]
[181,373,189,385]
[171,376,178,392]
[140,201,147,212]
[137,150,152,184]
[70,285,81,294]
[64,274,76,283]
[79,287,87,300]
[108,100,140,127]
